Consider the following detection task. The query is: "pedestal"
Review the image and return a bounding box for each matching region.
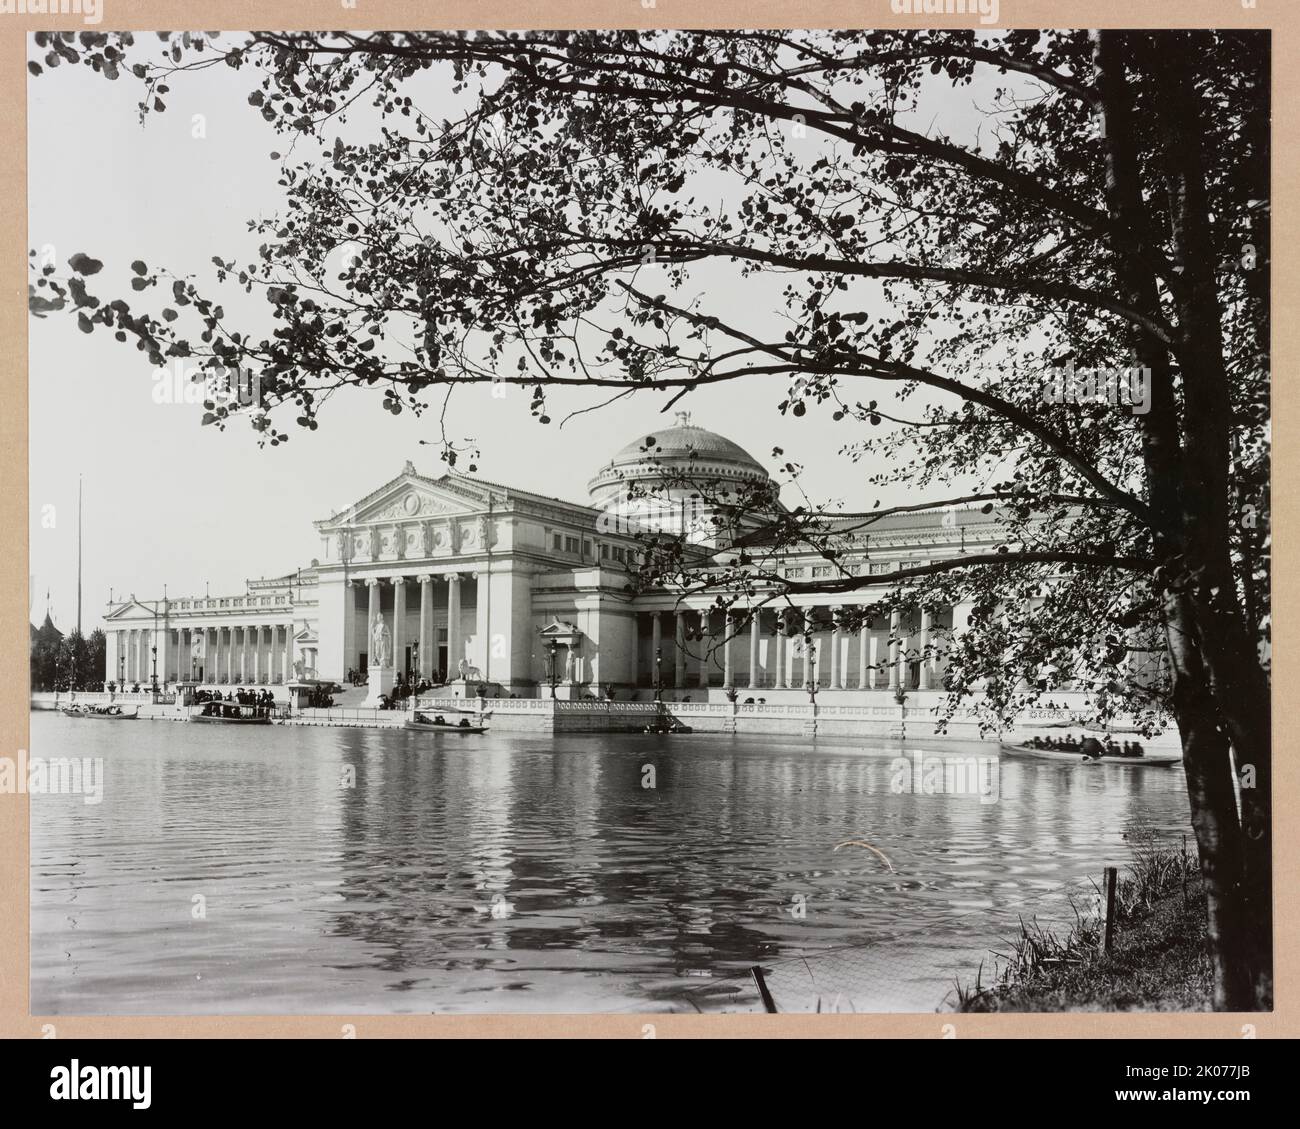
[362,664,393,708]
[287,680,319,709]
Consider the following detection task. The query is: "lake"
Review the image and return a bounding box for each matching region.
[28,712,1191,1014]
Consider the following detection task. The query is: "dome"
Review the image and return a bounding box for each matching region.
[587,412,768,502]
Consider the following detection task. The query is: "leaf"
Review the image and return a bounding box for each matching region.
[131,260,147,275]
[68,252,103,276]
[77,312,93,333]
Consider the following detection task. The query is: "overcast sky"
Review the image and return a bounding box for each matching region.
[28,33,1010,633]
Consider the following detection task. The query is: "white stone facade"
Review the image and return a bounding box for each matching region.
[105,417,1154,699]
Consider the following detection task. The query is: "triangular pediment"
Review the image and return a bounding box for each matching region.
[540,618,583,641]
[105,599,161,621]
[317,466,498,530]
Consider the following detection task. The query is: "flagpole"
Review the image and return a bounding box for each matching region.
[76,474,83,636]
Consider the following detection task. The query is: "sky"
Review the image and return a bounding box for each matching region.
[27,32,1012,634]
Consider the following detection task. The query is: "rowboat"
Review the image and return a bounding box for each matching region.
[61,705,138,720]
[405,714,488,734]
[1000,742,1181,767]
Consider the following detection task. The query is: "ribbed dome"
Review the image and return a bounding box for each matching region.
[588,412,768,501]
[610,422,764,471]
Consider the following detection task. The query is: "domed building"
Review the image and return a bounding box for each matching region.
[587,412,775,545]
[103,416,1015,723]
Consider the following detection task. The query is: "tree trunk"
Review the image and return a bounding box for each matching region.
[1095,31,1271,1008]
[1163,593,1258,1010]
[1147,34,1272,1007]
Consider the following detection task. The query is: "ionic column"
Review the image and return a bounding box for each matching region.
[631,613,640,687]
[226,627,236,683]
[830,606,842,690]
[869,633,881,689]
[748,613,761,689]
[919,610,933,690]
[674,611,686,688]
[418,575,433,679]
[446,573,461,678]
[858,622,869,689]
[392,576,407,678]
[722,614,734,688]
[888,610,901,690]
[286,621,295,681]
[899,618,912,691]
[241,626,251,682]
[698,611,710,689]
[366,579,382,668]
[774,615,787,689]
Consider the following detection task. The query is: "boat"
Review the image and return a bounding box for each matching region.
[189,704,273,725]
[61,704,138,719]
[405,712,488,734]
[1000,742,1181,766]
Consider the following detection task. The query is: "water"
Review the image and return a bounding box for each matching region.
[29,713,1190,1014]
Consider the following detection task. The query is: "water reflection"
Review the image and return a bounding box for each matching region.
[29,715,1189,1014]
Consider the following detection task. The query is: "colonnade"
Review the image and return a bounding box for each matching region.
[110,623,296,686]
[634,605,958,692]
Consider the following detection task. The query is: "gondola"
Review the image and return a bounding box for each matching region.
[1000,742,1180,767]
[405,711,488,734]
[61,704,138,720]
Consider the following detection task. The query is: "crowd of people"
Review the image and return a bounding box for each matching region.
[346,668,448,690]
[1026,734,1146,759]
[194,686,281,719]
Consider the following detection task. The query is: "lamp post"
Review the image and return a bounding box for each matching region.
[150,603,160,694]
[805,630,818,706]
[547,639,559,699]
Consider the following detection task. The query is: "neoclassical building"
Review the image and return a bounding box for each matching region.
[104,413,1022,699]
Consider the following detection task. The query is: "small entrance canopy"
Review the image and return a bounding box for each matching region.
[539,618,583,647]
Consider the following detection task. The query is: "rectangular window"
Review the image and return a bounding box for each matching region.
[583,540,592,557]
[869,562,892,575]
[552,533,563,551]
[564,536,580,553]
[785,567,806,578]
[600,544,609,559]
[812,565,832,578]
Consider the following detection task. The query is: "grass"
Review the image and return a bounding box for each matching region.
[950,829,1213,1012]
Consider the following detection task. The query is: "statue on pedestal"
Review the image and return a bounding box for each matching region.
[371,617,392,669]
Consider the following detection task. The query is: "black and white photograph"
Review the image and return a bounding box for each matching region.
[23,23,1271,1019]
